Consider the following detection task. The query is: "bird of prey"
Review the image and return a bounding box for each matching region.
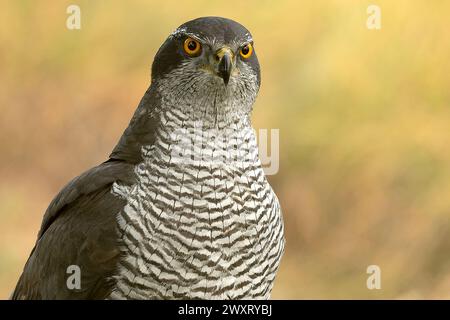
[12,16,285,300]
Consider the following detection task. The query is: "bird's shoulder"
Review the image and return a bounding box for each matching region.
[40,83,161,239]
[11,160,135,299]
[38,159,135,238]
[12,84,160,299]
[109,85,161,164]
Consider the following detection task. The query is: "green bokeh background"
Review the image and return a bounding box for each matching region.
[1,1,449,299]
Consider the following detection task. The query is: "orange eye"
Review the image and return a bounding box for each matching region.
[239,43,253,59]
[183,37,202,56]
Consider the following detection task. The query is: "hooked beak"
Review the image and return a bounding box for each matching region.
[216,48,233,86]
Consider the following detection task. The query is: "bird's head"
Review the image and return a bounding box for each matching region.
[150,17,261,125]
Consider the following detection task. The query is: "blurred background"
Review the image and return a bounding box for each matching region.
[1,0,449,299]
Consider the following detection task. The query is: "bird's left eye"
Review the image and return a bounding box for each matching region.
[240,43,253,59]
[183,38,202,57]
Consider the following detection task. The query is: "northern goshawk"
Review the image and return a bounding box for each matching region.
[12,16,285,299]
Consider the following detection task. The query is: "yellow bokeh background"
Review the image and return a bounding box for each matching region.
[1,1,449,299]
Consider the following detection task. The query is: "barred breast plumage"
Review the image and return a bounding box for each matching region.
[110,99,284,299]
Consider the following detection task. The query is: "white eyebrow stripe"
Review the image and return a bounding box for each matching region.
[170,29,206,43]
[169,26,187,38]
[231,38,254,49]
[243,32,253,43]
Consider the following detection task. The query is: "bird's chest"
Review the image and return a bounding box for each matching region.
[109,117,284,299]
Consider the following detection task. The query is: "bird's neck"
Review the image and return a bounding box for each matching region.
[109,84,255,164]
[147,104,258,168]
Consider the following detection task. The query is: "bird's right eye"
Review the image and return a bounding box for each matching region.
[183,38,202,57]
[239,43,253,59]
